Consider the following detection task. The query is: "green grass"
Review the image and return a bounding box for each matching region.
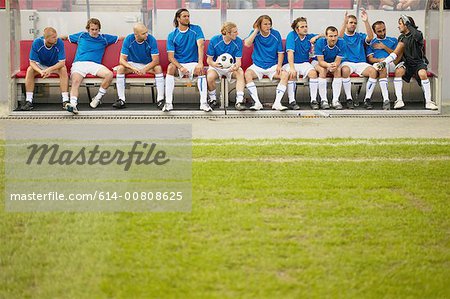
[1,139,449,298]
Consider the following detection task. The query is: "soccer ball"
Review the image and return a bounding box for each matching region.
[216,53,234,69]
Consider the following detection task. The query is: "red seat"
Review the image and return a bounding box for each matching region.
[329,0,353,9]
[0,0,5,9]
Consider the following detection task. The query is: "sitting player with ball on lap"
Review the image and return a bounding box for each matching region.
[206,22,246,110]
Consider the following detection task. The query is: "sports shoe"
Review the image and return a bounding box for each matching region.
[394,99,405,109]
[363,98,373,110]
[346,99,354,109]
[200,103,213,112]
[235,102,246,111]
[382,100,391,110]
[272,103,288,111]
[321,101,330,109]
[20,101,33,111]
[89,98,102,108]
[162,103,173,112]
[156,99,165,110]
[310,100,320,110]
[332,101,343,110]
[249,102,263,110]
[288,101,300,110]
[63,101,78,115]
[112,99,126,109]
[425,101,438,110]
[208,99,219,108]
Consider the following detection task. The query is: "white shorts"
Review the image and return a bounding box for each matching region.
[32,61,63,73]
[178,62,200,80]
[247,64,278,81]
[208,66,234,82]
[341,62,372,76]
[282,62,315,78]
[71,61,106,77]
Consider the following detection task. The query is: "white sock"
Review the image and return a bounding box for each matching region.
[274,83,286,105]
[165,74,175,104]
[236,91,244,103]
[422,79,431,102]
[208,89,217,101]
[61,92,69,102]
[343,78,352,100]
[383,53,397,64]
[365,78,377,99]
[287,81,296,103]
[94,87,107,101]
[155,73,164,102]
[332,78,342,103]
[318,78,327,102]
[246,82,260,104]
[70,96,78,106]
[116,74,126,101]
[394,77,403,102]
[309,78,318,102]
[198,75,207,104]
[379,78,389,102]
[26,92,33,103]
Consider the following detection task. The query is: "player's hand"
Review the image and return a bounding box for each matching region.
[344,11,349,22]
[400,14,410,25]
[137,68,146,75]
[41,69,51,78]
[360,8,368,22]
[373,61,386,71]
[179,66,189,76]
[213,62,222,69]
[288,68,297,80]
[194,63,203,76]
[276,65,282,76]
[229,64,238,72]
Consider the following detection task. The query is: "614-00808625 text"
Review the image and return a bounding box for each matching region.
[9,191,184,201]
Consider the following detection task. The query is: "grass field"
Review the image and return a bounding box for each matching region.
[1,139,449,298]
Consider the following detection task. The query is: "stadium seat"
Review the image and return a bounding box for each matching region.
[329,0,353,9]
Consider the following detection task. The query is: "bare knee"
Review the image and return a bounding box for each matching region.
[167,64,177,75]
[308,70,318,79]
[418,69,428,80]
[117,65,126,74]
[153,65,163,74]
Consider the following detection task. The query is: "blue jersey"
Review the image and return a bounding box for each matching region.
[367,36,398,59]
[29,36,65,66]
[167,24,205,64]
[314,37,346,63]
[285,31,317,64]
[246,29,283,69]
[343,32,369,63]
[69,32,118,64]
[206,34,243,61]
[121,33,159,64]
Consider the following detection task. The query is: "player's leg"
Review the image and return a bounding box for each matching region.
[193,64,209,111]
[271,69,289,110]
[418,68,437,110]
[306,68,319,110]
[163,63,177,111]
[114,65,132,108]
[285,64,299,110]
[244,67,262,110]
[232,67,246,110]
[206,68,219,107]
[361,65,378,109]
[53,66,69,106]
[378,66,390,110]
[22,66,40,110]
[90,66,113,108]
[68,71,84,114]
[331,66,343,109]
[341,64,353,108]
[393,65,405,109]
[151,65,165,105]
[315,64,329,109]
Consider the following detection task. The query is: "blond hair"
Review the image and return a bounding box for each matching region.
[221,22,237,35]
[43,27,57,39]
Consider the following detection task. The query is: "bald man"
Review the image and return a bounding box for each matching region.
[115,23,164,109]
[22,27,69,111]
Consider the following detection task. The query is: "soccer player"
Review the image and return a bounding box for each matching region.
[283,17,322,110]
[374,15,438,110]
[115,23,164,109]
[61,18,119,113]
[313,26,346,110]
[164,9,210,112]
[206,22,246,110]
[339,9,378,109]
[367,20,405,110]
[244,15,288,111]
[22,27,69,111]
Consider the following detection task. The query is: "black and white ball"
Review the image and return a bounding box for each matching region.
[216,53,234,69]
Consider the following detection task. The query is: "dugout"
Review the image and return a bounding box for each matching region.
[0,0,449,117]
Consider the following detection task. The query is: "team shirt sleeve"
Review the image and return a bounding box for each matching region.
[206,36,215,57]
[29,39,41,62]
[56,38,66,61]
[276,31,283,53]
[193,25,205,41]
[121,35,131,56]
[286,32,295,52]
[149,35,159,55]
[167,31,175,52]
[314,38,324,56]
[68,32,83,44]
[104,34,119,45]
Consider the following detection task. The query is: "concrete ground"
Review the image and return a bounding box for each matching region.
[1,116,449,139]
